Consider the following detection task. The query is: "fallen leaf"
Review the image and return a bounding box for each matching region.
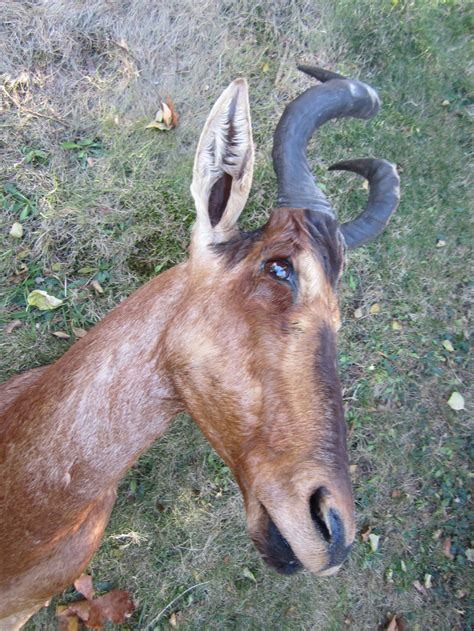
[72,326,87,338]
[86,157,95,167]
[360,525,371,543]
[74,574,95,600]
[386,614,405,631]
[447,391,464,411]
[391,320,402,331]
[52,331,70,339]
[169,611,178,628]
[90,280,104,294]
[57,576,134,630]
[354,307,363,319]
[362,179,369,190]
[242,567,257,582]
[89,588,135,625]
[442,537,455,560]
[10,222,24,238]
[413,580,428,597]
[369,303,381,315]
[442,99,450,106]
[466,548,474,562]
[391,489,402,498]
[424,573,433,589]
[368,533,380,552]
[400,559,407,572]
[349,464,358,476]
[442,339,454,352]
[146,98,178,131]
[262,61,269,73]
[27,289,63,310]
[5,319,22,333]
[436,239,446,248]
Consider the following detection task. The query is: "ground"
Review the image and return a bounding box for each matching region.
[1,1,472,629]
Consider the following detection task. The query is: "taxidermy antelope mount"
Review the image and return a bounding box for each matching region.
[0,66,399,629]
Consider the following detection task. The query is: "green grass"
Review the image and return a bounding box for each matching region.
[1,0,472,629]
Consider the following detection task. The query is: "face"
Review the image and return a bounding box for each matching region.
[166,207,355,575]
[167,76,357,575]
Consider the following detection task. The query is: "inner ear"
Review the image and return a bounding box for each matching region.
[209,172,233,227]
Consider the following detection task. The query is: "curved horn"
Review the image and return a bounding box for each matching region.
[272,66,380,215]
[329,158,400,249]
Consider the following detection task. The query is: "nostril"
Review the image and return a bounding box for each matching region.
[309,487,331,543]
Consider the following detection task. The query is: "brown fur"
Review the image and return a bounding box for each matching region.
[0,80,356,628]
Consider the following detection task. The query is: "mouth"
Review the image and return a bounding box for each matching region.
[252,504,302,575]
[250,496,352,576]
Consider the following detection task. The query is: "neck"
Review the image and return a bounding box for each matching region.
[1,265,188,523]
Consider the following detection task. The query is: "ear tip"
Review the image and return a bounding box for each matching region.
[229,77,248,92]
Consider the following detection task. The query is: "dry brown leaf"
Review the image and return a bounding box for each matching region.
[72,326,87,339]
[57,576,134,630]
[413,580,428,597]
[360,525,371,543]
[146,97,178,131]
[74,574,95,600]
[391,489,402,498]
[89,589,135,626]
[5,319,22,334]
[443,537,455,560]
[52,331,70,340]
[90,280,104,294]
[386,615,405,631]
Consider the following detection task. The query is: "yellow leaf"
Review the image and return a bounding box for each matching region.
[10,222,24,238]
[262,61,269,73]
[91,280,104,294]
[52,331,70,339]
[169,612,178,628]
[447,391,464,411]
[369,303,381,315]
[242,567,257,582]
[27,290,63,310]
[442,339,454,352]
[368,533,380,552]
[391,320,402,331]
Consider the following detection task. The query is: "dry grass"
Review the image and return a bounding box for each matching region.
[1,1,472,629]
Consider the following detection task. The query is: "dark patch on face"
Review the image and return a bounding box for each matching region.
[304,210,345,286]
[314,323,347,465]
[324,509,352,569]
[252,504,302,575]
[212,228,263,265]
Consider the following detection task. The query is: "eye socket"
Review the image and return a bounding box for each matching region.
[264,258,292,281]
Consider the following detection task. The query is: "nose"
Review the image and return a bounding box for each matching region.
[309,487,352,569]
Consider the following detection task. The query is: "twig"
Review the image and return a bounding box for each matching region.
[144,581,210,629]
[1,86,68,126]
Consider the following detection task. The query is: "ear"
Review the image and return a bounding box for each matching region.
[191,79,254,249]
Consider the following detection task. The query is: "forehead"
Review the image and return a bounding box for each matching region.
[213,208,344,288]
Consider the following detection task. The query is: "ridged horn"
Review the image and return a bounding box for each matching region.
[329,158,400,249]
[272,66,400,248]
[272,65,380,215]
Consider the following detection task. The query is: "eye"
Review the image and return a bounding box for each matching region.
[264,259,292,281]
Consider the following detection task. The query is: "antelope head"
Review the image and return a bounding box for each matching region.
[166,67,399,575]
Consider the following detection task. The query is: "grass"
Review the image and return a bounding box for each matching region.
[1,0,472,629]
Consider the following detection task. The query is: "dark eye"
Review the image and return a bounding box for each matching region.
[264,259,292,281]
